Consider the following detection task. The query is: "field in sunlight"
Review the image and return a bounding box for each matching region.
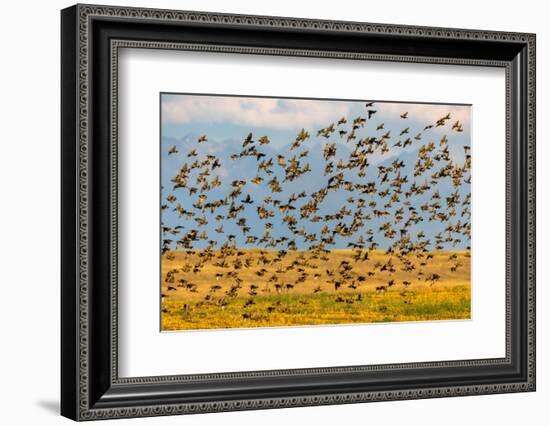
[161,249,470,331]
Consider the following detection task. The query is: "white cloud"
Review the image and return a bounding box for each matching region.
[162,95,352,130]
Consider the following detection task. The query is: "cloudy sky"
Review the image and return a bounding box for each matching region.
[160,93,471,250]
[161,93,470,151]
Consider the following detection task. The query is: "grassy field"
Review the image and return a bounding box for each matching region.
[161,249,470,331]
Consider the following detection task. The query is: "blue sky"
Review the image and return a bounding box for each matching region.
[160,93,471,251]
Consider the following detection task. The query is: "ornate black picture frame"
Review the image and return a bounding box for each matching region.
[61,4,536,421]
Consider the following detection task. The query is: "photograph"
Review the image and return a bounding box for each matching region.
[160,94,472,331]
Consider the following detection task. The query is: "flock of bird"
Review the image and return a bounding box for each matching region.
[161,101,471,319]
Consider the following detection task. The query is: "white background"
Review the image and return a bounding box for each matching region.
[119,49,505,377]
[0,0,547,425]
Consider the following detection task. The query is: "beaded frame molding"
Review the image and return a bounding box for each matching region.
[61,4,536,421]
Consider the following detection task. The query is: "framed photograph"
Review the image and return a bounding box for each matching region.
[61,4,536,421]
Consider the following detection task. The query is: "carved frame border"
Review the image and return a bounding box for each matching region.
[61,3,535,421]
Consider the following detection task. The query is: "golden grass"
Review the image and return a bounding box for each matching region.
[161,249,470,331]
